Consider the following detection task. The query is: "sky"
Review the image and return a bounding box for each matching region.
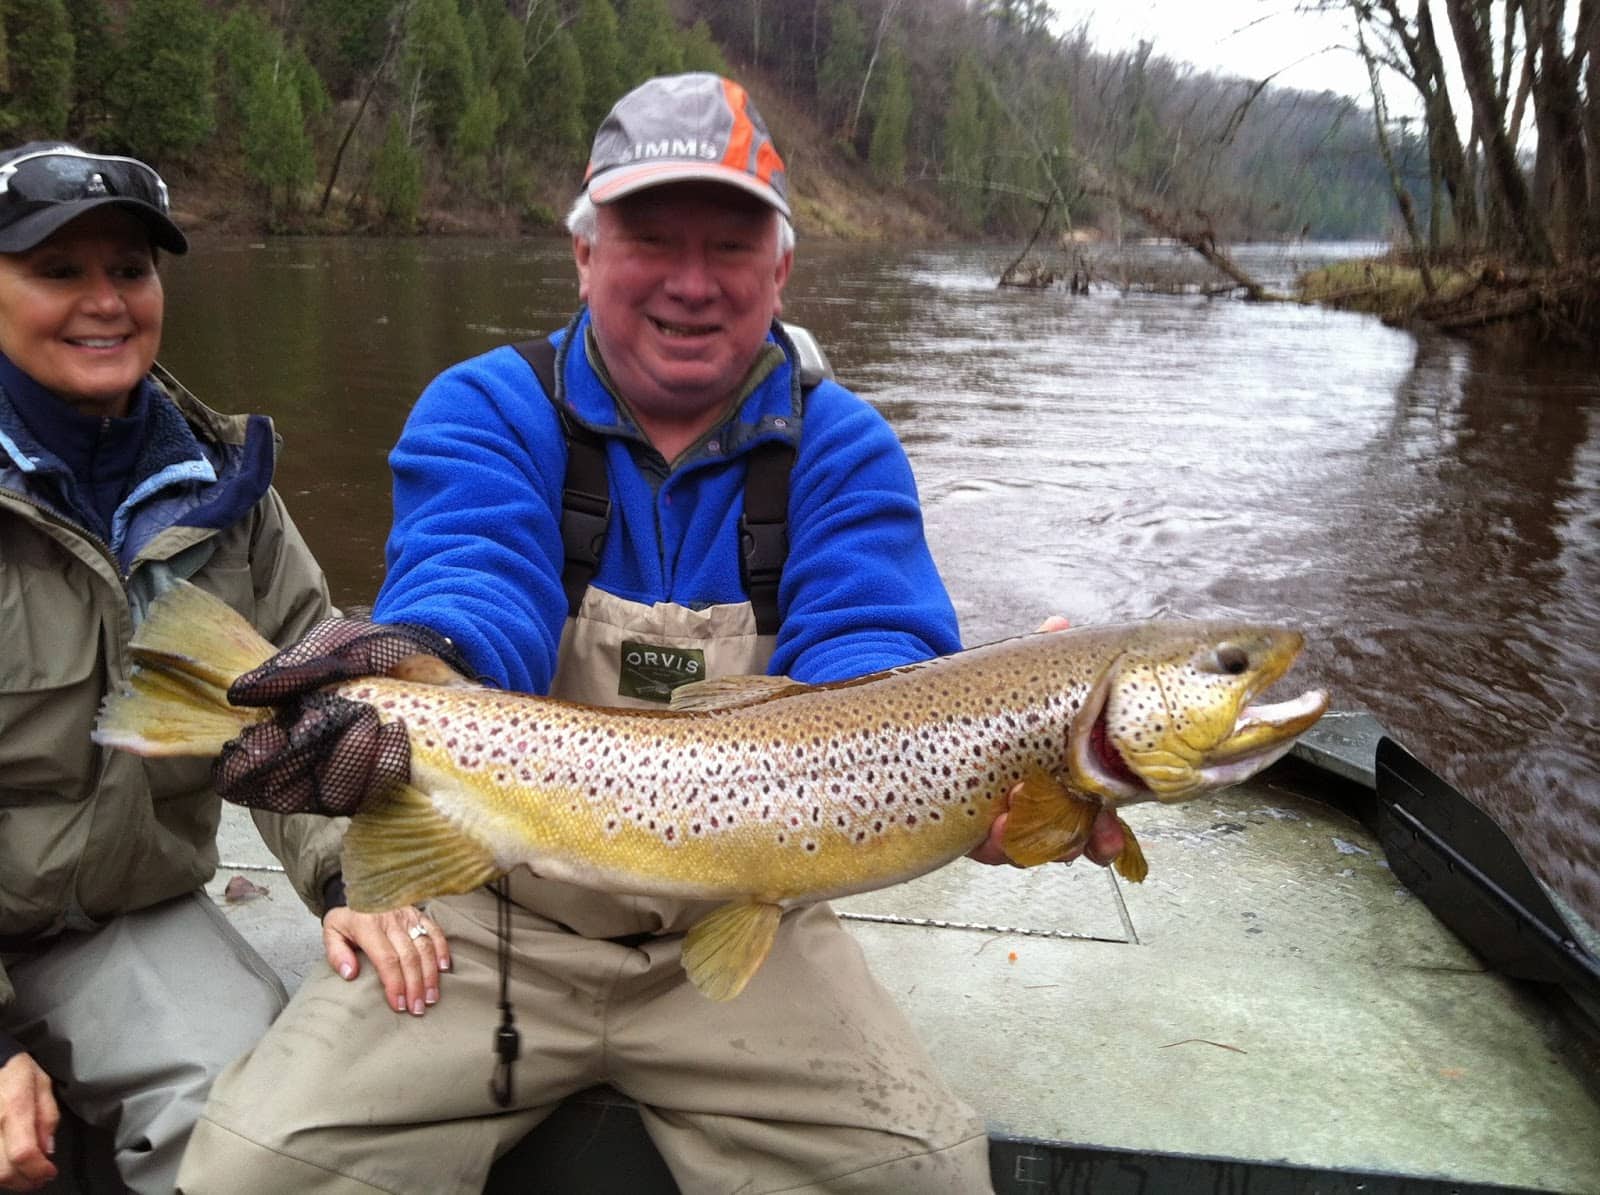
[1045,1,1381,104]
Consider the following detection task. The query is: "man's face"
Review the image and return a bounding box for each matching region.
[574,182,792,428]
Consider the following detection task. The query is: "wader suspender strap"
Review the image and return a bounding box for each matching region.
[513,337,797,634]
[513,338,612,618]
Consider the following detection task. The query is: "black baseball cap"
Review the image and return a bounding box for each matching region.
[0,142,187,254]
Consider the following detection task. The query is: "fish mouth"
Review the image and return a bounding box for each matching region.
[1068,640,1329,804]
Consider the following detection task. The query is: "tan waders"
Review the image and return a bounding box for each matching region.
[178,589,992,1194]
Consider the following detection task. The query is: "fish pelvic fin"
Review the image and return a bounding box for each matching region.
[1112,814,1149,883]
[93,580,278,757]
[681,901,784,1001]
[1001,772,1104,868]
[342,783,504,911]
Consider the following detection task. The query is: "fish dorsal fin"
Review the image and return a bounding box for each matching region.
[668,674,809,712]
[342,782,503,911]
[681,900,784,1001]
[387,654,475,687]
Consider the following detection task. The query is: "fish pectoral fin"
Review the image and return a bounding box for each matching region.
[681,901,784,1001]
[1001,772,1103,868]
[342,783,503,911]
[1112,814,1149,883]
[669,675,809,712]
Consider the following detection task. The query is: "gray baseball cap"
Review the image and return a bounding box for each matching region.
[583,73,790,218]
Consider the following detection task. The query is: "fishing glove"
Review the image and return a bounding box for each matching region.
[214,616,469,817]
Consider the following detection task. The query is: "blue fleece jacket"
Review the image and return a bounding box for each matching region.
[372,312,960,692]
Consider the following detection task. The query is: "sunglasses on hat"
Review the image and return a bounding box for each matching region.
[0,147,172,214]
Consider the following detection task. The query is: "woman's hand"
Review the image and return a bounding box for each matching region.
[0,1053,58,1192]
[323,907,452,1017]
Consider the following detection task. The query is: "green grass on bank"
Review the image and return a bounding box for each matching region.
[1296,258,1481,317]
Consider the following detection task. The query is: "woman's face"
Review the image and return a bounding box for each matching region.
[0,207,163,418]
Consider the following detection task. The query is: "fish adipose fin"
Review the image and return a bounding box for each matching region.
[681,901,784,1001]
[343,784,504,911]
[93,580,278,757]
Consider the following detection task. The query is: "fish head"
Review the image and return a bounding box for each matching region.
[1066,623,1328,804]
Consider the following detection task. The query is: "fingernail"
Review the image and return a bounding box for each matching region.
[411,998,426,1016]
[339,963,355,979]
[394,994,407,1013]
[46,1136,55,1155]
[438,957,450,971]
[426,987,439,1005]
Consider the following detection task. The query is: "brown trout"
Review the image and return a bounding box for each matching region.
[95,581,1327,1000]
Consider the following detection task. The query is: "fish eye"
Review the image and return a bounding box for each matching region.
[1213,645,1250,675]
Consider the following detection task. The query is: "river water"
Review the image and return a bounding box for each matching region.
[159,236,1599,931]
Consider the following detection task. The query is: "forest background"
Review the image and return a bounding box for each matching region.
[0,0,1594,294]
[0,0,1434,247]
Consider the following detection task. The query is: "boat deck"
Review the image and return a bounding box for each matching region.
[204,717,1600,1193]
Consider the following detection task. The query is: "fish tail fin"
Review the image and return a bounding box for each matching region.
[343,783,504,911]
[93,581,277,757]
[1001,772,1102,867]
[682,901,783,1001]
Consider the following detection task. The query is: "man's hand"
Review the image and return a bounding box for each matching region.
[214,616,468,816]
[323,907,452,1017]
[0,1054,57,1192]
[966,611,1126,868]
[967,800,1127,868]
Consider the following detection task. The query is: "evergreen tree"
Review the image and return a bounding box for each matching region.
[817,2,865,135]
[867,45,910,185]
[401,0,474,146]
[619,0,682,89]
[942,54,988,228]
[483,8,527,132]
[678,19,727,76]
[371,112,421,228]
[0,0,75,139]
[572,0,625,136]
[296,0,395,99]
[242,63,315,217]
[217,5,279,118]
[63,0,115,138]
[453,85,501,190]
[113,0,218,162]
[525,26,587,168]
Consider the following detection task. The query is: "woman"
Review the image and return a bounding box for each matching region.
[0,143,444,1194]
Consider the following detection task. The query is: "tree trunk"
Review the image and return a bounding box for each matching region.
[1442,0,1555,263]
[1358,22,1436,292]
[319,3,406,216]
[1374,0,1480,246]
[1581,0,1600,252]
[1521,0,1588,257]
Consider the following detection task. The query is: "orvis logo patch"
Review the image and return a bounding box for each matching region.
[619,641,706,703]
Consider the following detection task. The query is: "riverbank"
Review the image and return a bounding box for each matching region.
[1298,252,1600,349]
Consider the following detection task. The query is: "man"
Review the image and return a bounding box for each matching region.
[178,74,1122,1194]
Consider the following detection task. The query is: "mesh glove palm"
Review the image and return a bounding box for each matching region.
[214,616,470,816]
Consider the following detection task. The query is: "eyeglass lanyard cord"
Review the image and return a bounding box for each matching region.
[489,877,521,1107]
